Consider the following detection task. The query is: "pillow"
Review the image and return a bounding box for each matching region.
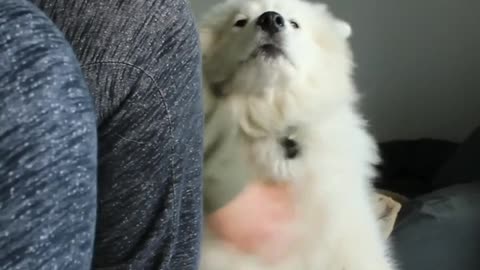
[391,182,480,270]
[433,126,480,188]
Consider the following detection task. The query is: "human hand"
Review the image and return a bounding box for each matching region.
[206,181,298,263]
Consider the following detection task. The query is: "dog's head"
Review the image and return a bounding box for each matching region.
[200,0,354,98]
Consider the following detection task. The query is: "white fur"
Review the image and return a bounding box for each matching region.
[200,0,397,269]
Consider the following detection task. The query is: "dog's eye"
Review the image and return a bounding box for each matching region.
[233,19,248,28]
[290,20,300,29]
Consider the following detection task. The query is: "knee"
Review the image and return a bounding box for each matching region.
[128,0,202,73]
[160,0,200,51]
[121,0,202,109]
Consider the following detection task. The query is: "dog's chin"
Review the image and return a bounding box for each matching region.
[248,44,296,70]
[254,44,284,59]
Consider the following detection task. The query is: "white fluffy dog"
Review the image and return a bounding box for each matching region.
[200,0,397,269]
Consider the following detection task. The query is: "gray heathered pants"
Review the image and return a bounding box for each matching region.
[0,0,203,269]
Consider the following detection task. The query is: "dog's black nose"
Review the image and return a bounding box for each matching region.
[256,11,285,35]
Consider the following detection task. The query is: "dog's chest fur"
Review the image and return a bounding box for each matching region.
[224,86,318,181]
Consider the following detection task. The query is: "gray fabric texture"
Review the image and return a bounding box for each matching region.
[0,0,98,269]
[1,0,204,269]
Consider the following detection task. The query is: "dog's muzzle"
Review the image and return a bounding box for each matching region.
[256,11,285,36]
[254,44,284,58]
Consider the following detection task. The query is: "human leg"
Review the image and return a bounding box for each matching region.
[0,1,97,269]
[32,0,204,269]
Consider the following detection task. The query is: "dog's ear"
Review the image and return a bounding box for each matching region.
[313,2,328,12]
[199,27,215,57]
[335,20,352,39]
[313,3,352,39]
[198,2,229,58]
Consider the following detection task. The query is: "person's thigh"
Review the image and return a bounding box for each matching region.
[32,1,204,269]
[0,1,97,269]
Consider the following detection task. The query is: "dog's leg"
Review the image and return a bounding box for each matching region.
[299,150,396,270]
[331,202,398,270]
